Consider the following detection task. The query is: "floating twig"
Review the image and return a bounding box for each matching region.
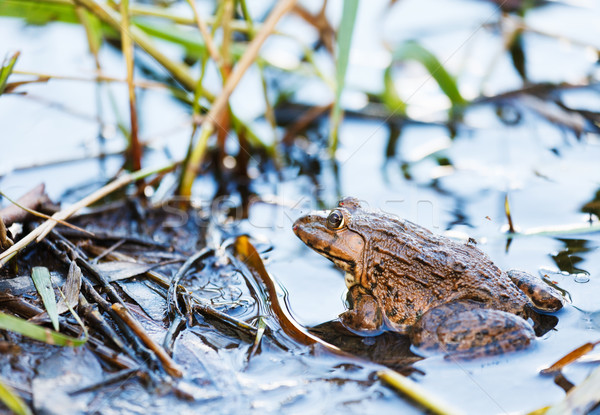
[541,340,600,375]
[85,339,138,370]
[167,248,213,317]
[163,313,186,355]
[0,293,44,318]
[41,235,155,365]
[377,370,465,415]
[100,244,258,342]
[112,303,183,378]
[192,301,257,339]
[69,367,140,395]
[78,294,131,354]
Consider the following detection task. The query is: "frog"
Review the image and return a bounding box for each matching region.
[293,197,564,358]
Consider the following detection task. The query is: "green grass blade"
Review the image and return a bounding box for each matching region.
[74,0,198,92]
[382,66,406,116]
[133,19,207,59]
[0,51,20,96]
[509,31,527,83]
[0,0,78,25]
[133,18,249,62]
[31,267,59,331]
[392,41,466,108]
[329,0,359,156]
[75,5,103,61]
[0,312,86,346]
[0,377,32,415]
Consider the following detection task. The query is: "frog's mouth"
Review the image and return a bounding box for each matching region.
[293,212,366,287]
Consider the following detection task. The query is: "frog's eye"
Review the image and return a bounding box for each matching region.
[326,209,345,229]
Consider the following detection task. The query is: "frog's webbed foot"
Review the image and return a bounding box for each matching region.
[339,285,384,336]
[507,270,563,312]
[409,301,535,359]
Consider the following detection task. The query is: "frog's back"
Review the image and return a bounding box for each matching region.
[355,215,529,328]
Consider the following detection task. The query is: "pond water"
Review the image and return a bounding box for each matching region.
[1,0,600,414]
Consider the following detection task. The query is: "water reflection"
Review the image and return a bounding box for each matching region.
[581,189,600,222]
[551,238,592,276]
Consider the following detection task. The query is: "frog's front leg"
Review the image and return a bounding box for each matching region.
[339,285,384,335]
[409,300,535,359]
[507,270,563,312]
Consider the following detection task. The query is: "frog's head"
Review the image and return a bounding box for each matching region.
[293,197,370,289]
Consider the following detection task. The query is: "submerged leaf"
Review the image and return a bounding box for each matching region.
[0,312,86,346]
[0,377,32,415]
[94,261,158,282]
[56,261,82,315]
[392,41,466,108]
[31,267,59,331]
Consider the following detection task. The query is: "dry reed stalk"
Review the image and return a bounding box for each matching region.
[179,0,297,195]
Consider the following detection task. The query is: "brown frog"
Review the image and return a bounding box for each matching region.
[293,197,564,358]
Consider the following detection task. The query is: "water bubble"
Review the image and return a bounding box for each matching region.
[574,273,590,283]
